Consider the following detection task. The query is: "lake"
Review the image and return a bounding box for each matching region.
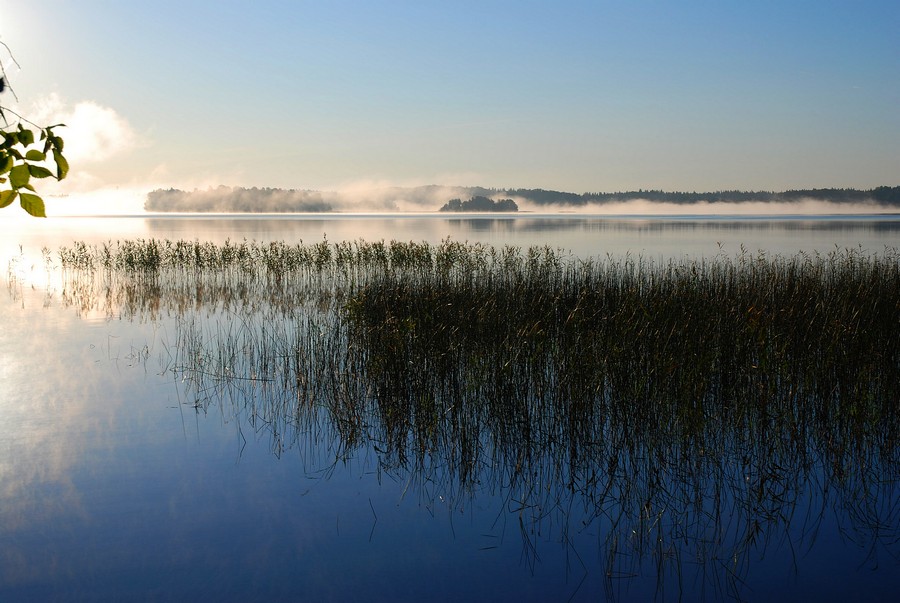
[2,213,899,602]
[4,213,900,261]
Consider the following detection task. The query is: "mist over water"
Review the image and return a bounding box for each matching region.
[517,198,896,216]
[27,176,900,219]
[123,184,900,216]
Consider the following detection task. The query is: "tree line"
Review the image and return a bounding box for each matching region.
[439,196,518,212]
[145,185,900,213]
[146,186,333,212]
[507,186,900,207]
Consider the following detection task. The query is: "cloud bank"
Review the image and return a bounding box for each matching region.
[13,94,150,214]
[29,93,137,164]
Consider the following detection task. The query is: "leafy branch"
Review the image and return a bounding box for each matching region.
[1,40,69,217]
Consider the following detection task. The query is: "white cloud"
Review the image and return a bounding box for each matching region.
[28,93,137,163]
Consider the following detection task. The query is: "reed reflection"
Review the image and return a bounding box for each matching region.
[54,238,900,600]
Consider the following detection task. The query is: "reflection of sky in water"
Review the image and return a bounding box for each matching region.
[0,288,606,599]
[2,214,899,264]
[1,218,898,600]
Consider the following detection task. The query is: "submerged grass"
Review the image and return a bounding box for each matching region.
[52,237,900,597]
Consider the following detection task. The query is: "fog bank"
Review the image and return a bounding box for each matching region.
[144,185,900,215]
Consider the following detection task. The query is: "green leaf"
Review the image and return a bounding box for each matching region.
[53,150,69,180]
[0,190,17,208]
[0,154,12,175]
[10,164,30,189]
[19,192,46,217]
[18,129,35,146]
[25,149,47,161]
[44,135,63,154]
[28,165,55,179]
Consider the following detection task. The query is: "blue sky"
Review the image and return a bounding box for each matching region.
[2,0,898,199]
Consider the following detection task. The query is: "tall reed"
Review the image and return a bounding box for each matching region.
[51,237,900,598]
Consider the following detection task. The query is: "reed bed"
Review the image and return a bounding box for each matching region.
[52,237,900,596]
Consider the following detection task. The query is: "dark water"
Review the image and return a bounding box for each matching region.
[1,215,898,601]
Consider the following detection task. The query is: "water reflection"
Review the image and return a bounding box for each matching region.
[3,214,900,264]
[14,239,896,601]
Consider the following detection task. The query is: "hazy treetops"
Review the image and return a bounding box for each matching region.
[145,185,900,213]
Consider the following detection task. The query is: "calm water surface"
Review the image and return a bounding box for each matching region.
[3,212,900,260]
[1,214,898,601]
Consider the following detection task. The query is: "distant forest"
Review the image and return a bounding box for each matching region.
[505,185,900,207]
[145,185,900,213]
[146,186,333,212]
[440,196,518,212]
